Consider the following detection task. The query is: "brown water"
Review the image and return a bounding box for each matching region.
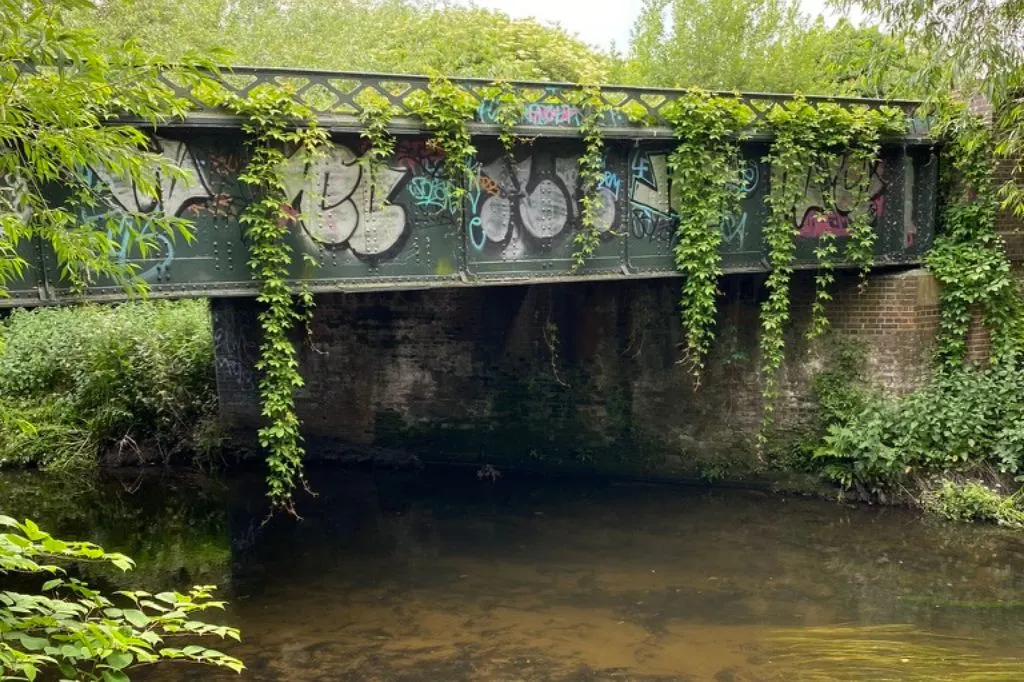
[5,467,1024,681]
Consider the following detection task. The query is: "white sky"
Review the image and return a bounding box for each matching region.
[463,0,849,52]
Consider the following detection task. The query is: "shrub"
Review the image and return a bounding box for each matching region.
[0,301,218,469]
[812,362,1024,494]
[920,479,1024,528]
[0,515,243,680]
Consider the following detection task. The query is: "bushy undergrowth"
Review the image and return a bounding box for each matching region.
[0,301,219,470]
[920,479,1024,528]
[812,360,1024,495]
[777,332,1024,527]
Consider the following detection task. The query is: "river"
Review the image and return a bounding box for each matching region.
[3,466,1024,681]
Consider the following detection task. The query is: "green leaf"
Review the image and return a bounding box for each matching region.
[106,652,133,670]
[123,608,150,628]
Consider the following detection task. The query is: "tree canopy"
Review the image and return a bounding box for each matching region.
[70,0,929,96]
[76,0,610,82]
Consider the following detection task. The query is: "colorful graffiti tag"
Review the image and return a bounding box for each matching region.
[284,145,411,259]
[465,153,619,259]
[57,134,922,295]
[82,137,214,281]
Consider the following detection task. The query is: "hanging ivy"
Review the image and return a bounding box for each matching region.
[660,89,753,382]
[809,231,838,339]
[355,89,399,209]
[568,85,609,272]
[759,99,905,433]
[480,80,527,157]
[406,75,477,207]
[217,85,329,514]
[927,103,1024,369]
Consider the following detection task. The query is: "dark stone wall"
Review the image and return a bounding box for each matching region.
[213,268,941,476]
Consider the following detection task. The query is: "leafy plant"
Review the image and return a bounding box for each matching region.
[355,89,399,209]
[406,75,478,208]
[660,89,753,381]
[812,361,1024,494]
[0,515,243,681]
[480,80,527,157]
[216,85,329,514]
[927,103,1024,370]
[0,302,217,470]
[0,0,221,297]
[568,86,609,272]
[920,479,1024,528]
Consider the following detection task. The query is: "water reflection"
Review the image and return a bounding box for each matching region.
[4,467,1024,680]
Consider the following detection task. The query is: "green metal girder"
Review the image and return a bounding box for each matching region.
[0,69,939,307]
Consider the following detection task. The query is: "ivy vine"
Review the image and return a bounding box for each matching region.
[759,99,905,433]
[660,89,753,382]
[480,80,527,157]
[927,103,1024,370]
[406,74,477,207]
[355,89,398,210]
[217,85,329,514]
[568,85,609,272]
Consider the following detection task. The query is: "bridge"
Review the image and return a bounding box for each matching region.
[2,67,938,308]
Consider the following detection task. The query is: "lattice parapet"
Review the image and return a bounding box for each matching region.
[158,66,931,140]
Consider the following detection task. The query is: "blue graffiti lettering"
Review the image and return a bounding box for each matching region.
[408,176,459,215]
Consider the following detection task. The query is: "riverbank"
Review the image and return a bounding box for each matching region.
[0,301,220,470]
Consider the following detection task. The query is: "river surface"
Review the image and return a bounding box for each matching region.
[4,466,1024,681]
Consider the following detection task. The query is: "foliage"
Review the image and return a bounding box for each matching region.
[759,98,905,434]
[0,302,217,470]
[809,20,928,99]
[355,89,399,209]
[567,86,610,272]
[926,105,1024,370]
[0,515,242,681]
[660,90,753,380]
[406,75,478,210]
[842,0,1024,218]
[0,0,220,297]
[479,80,527,157]
[75,0,609,83]
[920,479,1024,528]
[812,362,1024,495]
[620,0,822,91]
[215,85,329,514]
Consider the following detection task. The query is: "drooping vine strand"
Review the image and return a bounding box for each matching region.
[480,79,527,157]
[217,85,329,514]
[355,89,398,211]
[569,85,609,272]
[809,230,838,340]
[661,89,753,383]
[926,102,1024,370]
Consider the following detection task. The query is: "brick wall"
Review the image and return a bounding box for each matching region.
[213,268,942,477]
[995,159,1024,265]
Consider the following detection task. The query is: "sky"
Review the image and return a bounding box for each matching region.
[465,0,848,51]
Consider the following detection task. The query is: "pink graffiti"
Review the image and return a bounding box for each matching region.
[394,139,445,173]
[799,210,851,238]
[797,192,886,238]
[797,159,887,239]
[522,104,581,126]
